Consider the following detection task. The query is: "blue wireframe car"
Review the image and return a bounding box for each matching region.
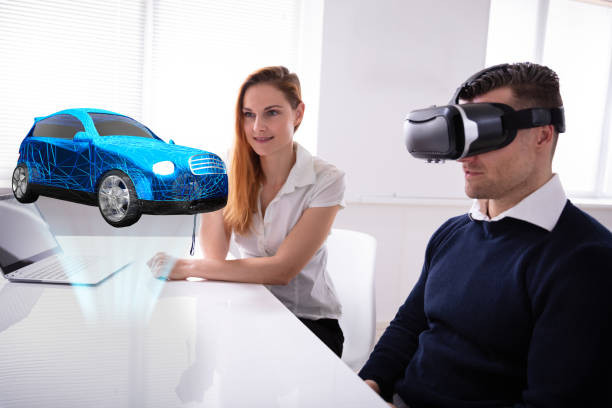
[12,108,228,227]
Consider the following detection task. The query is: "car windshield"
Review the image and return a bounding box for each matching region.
[89,113,155,139]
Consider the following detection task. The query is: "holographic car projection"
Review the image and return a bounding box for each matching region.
[12,108,228,227]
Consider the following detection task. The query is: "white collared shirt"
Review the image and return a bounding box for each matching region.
[233,142,346,320]
[469,174,568,231]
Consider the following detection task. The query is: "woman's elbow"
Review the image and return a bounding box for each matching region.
[267,276,290,286]
[202,245,229,260]
[271,265,301,286]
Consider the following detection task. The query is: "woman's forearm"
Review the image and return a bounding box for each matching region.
[198,209,230,260]
[171,206,341,285]
[178,255,297,286]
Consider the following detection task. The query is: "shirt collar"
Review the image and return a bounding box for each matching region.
[275,142,316,197]
[468,174,567,231]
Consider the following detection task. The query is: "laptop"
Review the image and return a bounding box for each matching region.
[0,195,131,285]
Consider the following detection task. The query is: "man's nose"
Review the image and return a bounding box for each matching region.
[457,155,476,163]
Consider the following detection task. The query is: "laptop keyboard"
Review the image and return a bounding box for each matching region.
[9,254,100,281]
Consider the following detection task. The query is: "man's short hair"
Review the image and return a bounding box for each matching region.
[457,62,563,110]
[458,62,563,158]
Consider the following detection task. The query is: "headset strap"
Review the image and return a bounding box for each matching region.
[502,107,565,133]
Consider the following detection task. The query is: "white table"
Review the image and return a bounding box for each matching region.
[0,236,387,407]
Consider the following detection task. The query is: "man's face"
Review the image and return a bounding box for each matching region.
[457,87,539,200]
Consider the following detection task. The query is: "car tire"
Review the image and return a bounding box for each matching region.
[97,170,141,227]
[12,164,39,203]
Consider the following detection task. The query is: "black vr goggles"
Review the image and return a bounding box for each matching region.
[404,64,566,162]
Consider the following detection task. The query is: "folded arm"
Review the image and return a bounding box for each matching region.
[152,205,341,285]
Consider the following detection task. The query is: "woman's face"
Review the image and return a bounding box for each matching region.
[242,83,304,157]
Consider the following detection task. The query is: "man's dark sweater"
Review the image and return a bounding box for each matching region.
[359,201,612,407]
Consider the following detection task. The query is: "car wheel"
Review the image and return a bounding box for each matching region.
[12,164,39,203]
[97,170,141,227]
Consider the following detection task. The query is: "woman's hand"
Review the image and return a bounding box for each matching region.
[146,205,341,285]
[147,252,192,281]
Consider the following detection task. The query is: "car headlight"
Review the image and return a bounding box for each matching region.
[152,161,175,175]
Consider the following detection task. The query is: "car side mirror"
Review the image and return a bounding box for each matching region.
[169,139,175,145]
[73,131,89,143]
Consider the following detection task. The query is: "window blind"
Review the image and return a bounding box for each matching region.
[0,0,312,189]
[0,0,145,188]
[147,0,302,160]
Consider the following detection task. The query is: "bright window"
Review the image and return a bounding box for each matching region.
[0,0,323,188]
[0,0,145,189]
[486,0,612,198]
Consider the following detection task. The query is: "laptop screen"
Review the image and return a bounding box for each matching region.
[0,197,61,275]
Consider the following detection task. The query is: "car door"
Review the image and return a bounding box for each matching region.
[30,114,91,191]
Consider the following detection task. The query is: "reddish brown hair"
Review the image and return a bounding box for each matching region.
[224,66,302,235]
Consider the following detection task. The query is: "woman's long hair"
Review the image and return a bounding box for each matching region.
[224,66,303,235]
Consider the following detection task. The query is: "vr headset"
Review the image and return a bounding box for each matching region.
[404,64,566,162]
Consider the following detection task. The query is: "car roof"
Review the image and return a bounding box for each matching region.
[34,108,129,123]
[31,108,164,141]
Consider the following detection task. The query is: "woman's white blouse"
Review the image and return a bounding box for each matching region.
[232,142,346,320]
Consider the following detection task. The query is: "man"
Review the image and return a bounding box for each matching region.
[359,63,612,407]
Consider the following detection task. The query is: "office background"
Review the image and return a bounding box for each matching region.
[1,0,611,328]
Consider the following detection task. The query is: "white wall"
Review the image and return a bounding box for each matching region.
[316,0,612,324]
[29,0,612,326]
[316,0,491,321]
[317,0,491,200]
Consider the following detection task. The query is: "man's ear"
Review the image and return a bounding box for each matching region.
[536,124,554,146]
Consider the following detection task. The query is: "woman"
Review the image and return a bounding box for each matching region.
[148,66,346,357]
